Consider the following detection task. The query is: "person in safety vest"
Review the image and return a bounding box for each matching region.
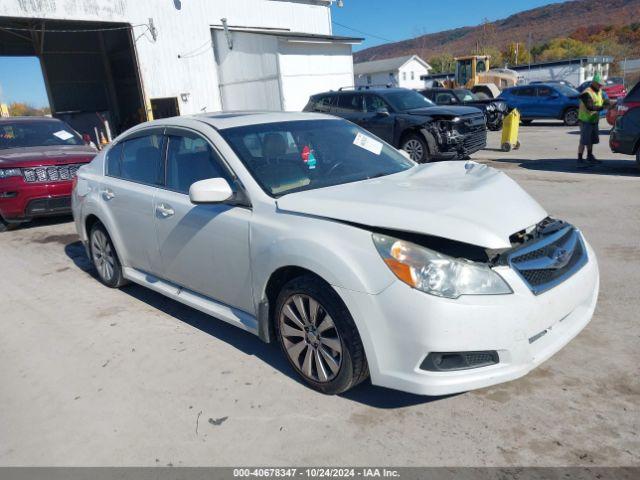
[577,72,609,167]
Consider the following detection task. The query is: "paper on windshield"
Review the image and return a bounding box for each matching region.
[53,130,74,141]
[353,132,382,155]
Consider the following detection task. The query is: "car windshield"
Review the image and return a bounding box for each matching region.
[383,90,435,111]
[220,119,415,197]
[555,84,580,96]
[454,89,479,102]
[0,119,83,150]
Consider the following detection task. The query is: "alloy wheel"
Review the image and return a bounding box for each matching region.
[279,294,343,383]
[565,109,578,125]
[403,139,424,162]
[91,229,115,282]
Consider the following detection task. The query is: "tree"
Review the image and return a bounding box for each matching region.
[481,46,504,68]
[8,102,50,116]
[536,37,596,62]
[429,53,455,74]
[503,42,531,66]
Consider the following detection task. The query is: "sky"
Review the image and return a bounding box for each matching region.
[0,56,49,108]
[0,0,566,107]
[332,0,568,51]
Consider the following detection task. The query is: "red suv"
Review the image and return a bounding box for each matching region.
[0,117,96,231]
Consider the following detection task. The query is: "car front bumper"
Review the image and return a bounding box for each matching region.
[334,239,599,396]
[0,178,74,222]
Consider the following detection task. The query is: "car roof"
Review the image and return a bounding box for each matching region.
[314,87,410,97]
[126,111,338,132]
[0,116,62,124]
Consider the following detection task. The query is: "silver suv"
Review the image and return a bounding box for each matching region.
[73,112,599,395]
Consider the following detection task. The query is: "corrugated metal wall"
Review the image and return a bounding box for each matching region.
[0,0,333,114]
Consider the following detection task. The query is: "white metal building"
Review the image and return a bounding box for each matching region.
[511,56,613,87]
[354,55,431,89]
[0,0,360,136]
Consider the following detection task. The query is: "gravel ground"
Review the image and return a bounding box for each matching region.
[0,122,638,467]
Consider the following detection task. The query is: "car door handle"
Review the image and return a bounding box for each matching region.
[101,189,115,201]
[156,203,175,218]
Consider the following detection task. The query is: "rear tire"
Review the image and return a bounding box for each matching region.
[563,108,579,126]
[89,223,127,288]
[401,133,430,163]
[274,274,368,395]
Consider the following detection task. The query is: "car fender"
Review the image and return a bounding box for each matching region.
[250,214,396,306]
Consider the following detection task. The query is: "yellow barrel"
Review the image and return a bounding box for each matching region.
[500,108,521,152]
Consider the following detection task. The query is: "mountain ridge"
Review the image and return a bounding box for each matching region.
[353,0,640,63]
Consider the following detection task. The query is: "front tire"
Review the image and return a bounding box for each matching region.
[564,108,579,126]
[274,275,368,395]
[89,223,126,288]
[401,133,430,163]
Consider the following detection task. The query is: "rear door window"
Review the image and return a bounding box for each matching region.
[312,95,334,112]
[536,86,553,97]
[165,133,230,194]
[119,134,165,186]
[514,87,535,97]
[336,93,364,112]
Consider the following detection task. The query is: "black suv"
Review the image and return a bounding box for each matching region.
[420,88,508,131]
[610,80,640,167]
[303,87,486,162]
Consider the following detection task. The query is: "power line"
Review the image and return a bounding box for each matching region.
[332,21,395,43]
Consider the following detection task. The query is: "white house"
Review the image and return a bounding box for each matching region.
[510,56,613,87]
[354,55,431,89]
[0,0,361,136]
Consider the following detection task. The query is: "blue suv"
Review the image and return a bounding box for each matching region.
[499,83,580,126]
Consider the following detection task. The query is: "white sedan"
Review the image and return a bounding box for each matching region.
[72,112,599,395]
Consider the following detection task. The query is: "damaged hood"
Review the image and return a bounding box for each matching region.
[276,162,547,249]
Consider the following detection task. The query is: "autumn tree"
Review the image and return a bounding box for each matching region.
[8,102,50,117]
[429,53,455,74]
[503,42,531,66]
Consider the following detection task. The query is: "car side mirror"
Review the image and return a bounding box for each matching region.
[189,178,233,204]
[376,107,390,116]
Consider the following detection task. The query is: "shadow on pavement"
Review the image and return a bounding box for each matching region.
[489,157,640,176]
[8,215,73,231]
[64,240,448,409]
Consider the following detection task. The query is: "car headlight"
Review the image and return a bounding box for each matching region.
[0,168,21,179]
[372,233,512,299]
[486,103,495,112]
[496,101,507,112]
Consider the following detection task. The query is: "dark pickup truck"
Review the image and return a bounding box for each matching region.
[304,87,487,163]
[420,88,508,131]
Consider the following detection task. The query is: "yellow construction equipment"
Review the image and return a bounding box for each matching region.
[444,55,520,98]
[500,108,521,152]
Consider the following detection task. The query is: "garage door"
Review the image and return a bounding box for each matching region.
[212,30,282,111]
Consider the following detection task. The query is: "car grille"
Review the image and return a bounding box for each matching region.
[460,114,487,154]
[508,225,588,295]
[22,164,82,183]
